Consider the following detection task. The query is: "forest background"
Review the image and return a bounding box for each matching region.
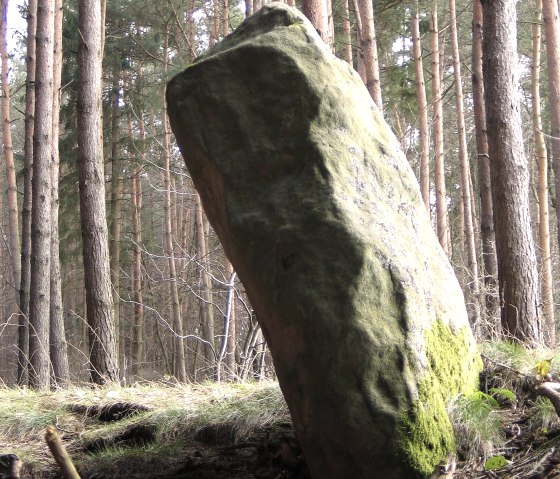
[0,0,551,387]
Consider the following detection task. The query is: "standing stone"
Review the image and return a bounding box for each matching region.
[166,4,481,478]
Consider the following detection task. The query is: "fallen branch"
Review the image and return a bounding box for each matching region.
[45,426,81,479]
[536,382,560,417]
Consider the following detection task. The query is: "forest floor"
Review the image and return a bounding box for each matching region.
[3,342,560,478]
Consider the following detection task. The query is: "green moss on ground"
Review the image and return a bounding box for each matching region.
[400,321,482,477]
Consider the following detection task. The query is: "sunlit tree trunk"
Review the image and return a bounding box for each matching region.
[533,0,555,345]
[50,0,69,385]
[77,0,118,383]
[449,0,481,326]
[356,0,382,111]
[302,0,329,45]
[29,0,54,389]
[412,8,430,212]
[1,0,20,303]
[225,261,237,378]
[430,5,449,255]
[482,0,543,346]
[542,0,560,259]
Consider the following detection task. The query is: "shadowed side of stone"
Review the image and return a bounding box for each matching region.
[166,4,481,478]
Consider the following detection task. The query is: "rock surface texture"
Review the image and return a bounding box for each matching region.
[166,4,481,478]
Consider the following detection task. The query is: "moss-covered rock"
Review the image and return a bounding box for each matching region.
[166,4,481,478]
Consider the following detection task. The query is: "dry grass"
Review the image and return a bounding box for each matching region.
[0,380,289,477]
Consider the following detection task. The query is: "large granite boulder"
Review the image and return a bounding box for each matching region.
[166,4,481,478]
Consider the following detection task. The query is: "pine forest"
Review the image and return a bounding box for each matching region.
[2,0,560,476]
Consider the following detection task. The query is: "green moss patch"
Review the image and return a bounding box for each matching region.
[400,320,482,477]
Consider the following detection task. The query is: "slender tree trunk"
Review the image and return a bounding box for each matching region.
[244,0,252,17]
[1,0,20,300]
[533,0,555,345]
[482,0,543,346]
[29,0,54,389]
[341,0,352,65]
[195,192,215,373]
[430,5,449,255]
[412,8,430,212]
[472,0,499,330]
[50,0,69,386]
[356,0,382,111]
[77,0,118,384]
[226,260,237,377]
[222,0,228,37]
[162,28,187,382]
[18,0,37,386]
[108,69,123,365]
[542,0,560,258]
[129,104,144,375]
[449,0,481,327]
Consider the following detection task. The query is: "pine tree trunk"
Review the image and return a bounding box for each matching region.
[195,193,215,375]
[542,0,560,261]
[1,0,20,300]
[482,0,543,346]
[77,0,118,384]
[533,0,555,345]
[356,0,382,111]
[341,0,352,65]
[472,0,499,331]
[17,0,36,386]
[430,5,449,255]
[162,29,187,382]
[108,69,123,365]
[449,0,481,327]
[225,261,237,379]
[302,0,329,44]
[129,105,144,376]
[29,0,54,389]
[50,0,69,385]
[412,8,430,212]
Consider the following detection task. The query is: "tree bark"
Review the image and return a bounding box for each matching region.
[17,0,37,386]
[356,0,382,111]
[162,28,187,382]
[533,0,555,345]
[1,0,20,300]
[129,103,144,376]
[29,0,54,389]
[412,8,430,212]
[108,69,123,365]
[430,5,449,256]
[195,192,215,375]
[341,0,352,65]
[302,0,329,45]
[472,0,499,331]
[482,0,543,346]
[50,0,69,385]
[449,0,481,327]
[542,0,560,263]
[77,0,119,383]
